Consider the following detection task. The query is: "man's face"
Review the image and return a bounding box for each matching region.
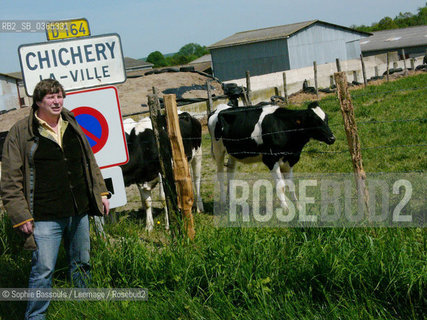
[36,91,64,120]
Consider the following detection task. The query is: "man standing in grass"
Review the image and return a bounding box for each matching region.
[0,79,110,320]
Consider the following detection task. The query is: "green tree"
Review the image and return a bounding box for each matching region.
[178,43,208,57]
[352,2,426,32]
[415,5,427,25]
[146,51,168,67]
[372,17,398,31]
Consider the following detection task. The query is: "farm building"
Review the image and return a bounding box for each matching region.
[124,57,153,73]
[0,73,24,112]
[208,20,371,81]
[188,54,213,74]
[360,25,427,58]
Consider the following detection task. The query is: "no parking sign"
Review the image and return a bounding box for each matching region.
[65,86,128,169]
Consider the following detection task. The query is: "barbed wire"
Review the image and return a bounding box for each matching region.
[178,117,427,142]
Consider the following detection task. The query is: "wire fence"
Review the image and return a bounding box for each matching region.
[124,83,427,164]
[121,80,427,207]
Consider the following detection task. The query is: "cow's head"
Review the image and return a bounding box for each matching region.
[306,102,336,145]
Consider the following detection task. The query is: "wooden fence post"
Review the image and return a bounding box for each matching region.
[282,72,289,104]
[402,49,408,76]
[313,61,319,99]
[148,93,180,238]
[164,94,195,240]
[374,66,379,78]
[386,52,390,81]
[336,58,341,72]
[410,58,415,71]
[360,54,367,86]
[245,70,252,105]
[206,80,212,116]
[334,72,369,212]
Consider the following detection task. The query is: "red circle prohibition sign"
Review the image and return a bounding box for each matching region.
[72,106,109,154]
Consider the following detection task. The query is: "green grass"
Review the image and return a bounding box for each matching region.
[1,74,426,320]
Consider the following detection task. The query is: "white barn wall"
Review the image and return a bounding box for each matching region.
[0,75,20,111]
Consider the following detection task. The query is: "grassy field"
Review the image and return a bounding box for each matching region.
[0,73,426,319]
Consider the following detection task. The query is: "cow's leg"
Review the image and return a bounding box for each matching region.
[271,162,290,210]
[212,140,227,205]
[226,157,237,200]
[158,174,169,230]
[190,147,204,213]
[137,184,154,232]
[279,161,299,206]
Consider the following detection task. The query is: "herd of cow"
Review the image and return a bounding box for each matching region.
[0,100,336,231]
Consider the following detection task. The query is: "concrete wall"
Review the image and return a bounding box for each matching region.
[222,54,425,105]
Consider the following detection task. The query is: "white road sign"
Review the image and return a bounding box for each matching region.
[18,33,126,96]
[101,166,127,209]
[65,86,129,169]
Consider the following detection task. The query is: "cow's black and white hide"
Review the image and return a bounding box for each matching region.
[121,112,203,231]
[208,101,335,210]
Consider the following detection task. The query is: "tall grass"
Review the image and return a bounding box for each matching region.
[0,74,426,320]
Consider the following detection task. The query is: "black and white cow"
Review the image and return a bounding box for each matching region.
[121,112,203,231]
[208,101,335,210]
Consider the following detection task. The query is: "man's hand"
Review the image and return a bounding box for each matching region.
[102,197,110,216]
[18,221,33,234]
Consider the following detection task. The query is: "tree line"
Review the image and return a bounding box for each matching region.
[352,2,427,32]
[145,43,209,68]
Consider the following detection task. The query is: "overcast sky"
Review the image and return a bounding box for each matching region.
[0,0,425,73]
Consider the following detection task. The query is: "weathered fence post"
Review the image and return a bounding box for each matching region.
[241,87,250,106]
[374,66,379,78]
[353,71,358,83]
[330,75,335,88]
[282,72,289,104]
[206,80,212,116]
[334,72,369,213]
[164,94,196,240]
[360,54,367,86]
[410,58,415,71]
[313,61,319,99]
[245,70,252,105]
[336,58,341,72]
[148,93,180,238]
[386,52,390,81]
[402,49,408,76]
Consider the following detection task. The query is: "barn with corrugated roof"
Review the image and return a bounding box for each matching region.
[208,20,371,81]
[360,25,427,58]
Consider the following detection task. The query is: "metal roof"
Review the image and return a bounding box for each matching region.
[208,20,371,49]
[0,72,22,81]
[124,57,153,69]
[360,25,427,52]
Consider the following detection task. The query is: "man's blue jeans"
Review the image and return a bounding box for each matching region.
[25,214,91,320]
